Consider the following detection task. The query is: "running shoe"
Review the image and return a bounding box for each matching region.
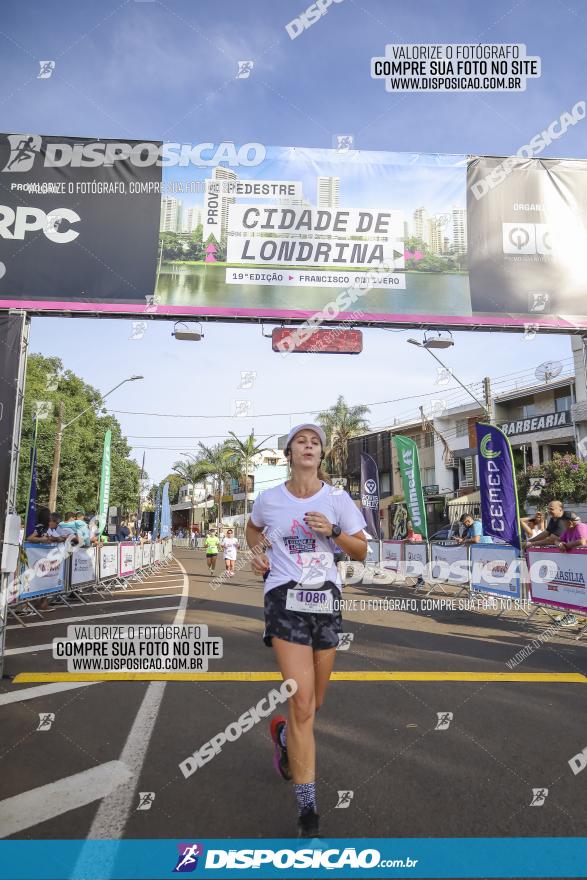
[558,613,579,628]
[297,805,321,838]
[270,715,291,780]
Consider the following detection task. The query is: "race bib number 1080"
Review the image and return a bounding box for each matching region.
[286,588,334,614]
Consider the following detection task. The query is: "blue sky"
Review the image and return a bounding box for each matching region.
[1,0,585,482]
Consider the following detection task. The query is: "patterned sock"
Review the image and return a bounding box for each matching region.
[279,722,287,749]
[294,782,316,815]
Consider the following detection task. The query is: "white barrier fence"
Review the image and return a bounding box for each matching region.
[7,538,174,622]
[365,541,587,617]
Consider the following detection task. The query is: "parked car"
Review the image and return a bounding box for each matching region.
[429,525,461,542]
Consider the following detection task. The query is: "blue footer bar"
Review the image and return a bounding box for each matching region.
[0,838,586,879]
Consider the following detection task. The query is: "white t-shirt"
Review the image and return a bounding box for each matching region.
[222,537,239,560]
[250,481,367,594]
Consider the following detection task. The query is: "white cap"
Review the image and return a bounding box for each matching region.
[286,423,326,449]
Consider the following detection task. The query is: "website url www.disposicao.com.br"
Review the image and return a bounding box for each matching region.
[201,846,418,870]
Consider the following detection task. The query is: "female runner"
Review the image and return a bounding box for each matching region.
[245,424,367,837]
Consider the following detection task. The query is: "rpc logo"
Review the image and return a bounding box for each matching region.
[2,135,266,171]
[0,206,80,242]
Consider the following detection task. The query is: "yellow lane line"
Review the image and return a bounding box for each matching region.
[12,671,587,683]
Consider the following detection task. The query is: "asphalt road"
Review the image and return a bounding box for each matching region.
[0,548,585,851]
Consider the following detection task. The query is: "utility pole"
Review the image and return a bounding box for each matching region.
[136,451,146,533]
[48,400,64,511]
[483,376,495,424]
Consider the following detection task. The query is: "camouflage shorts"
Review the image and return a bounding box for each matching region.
[263,581,342,651]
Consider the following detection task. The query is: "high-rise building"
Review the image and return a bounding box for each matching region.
[213,166,237,239]
[428,216,445,254]
[317,176,340,209]
[160,197,182,232]
[452,207,467,253]
[184,206,202,233]
[413,208,430,246]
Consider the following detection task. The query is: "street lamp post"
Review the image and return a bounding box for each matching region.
[407,335,491,422]
[48,375,143,511]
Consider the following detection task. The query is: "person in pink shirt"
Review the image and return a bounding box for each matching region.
[557,512,587,552]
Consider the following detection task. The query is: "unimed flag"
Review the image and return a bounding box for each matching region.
[97,429,111,535]
[360,453,381,539]
[475,423,521,549]
[393,435,428,540]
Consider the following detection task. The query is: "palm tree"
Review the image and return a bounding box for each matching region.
[317,395,370,477]
[226,431,273,522]
[171,457,205,530]
[187,442,242,530]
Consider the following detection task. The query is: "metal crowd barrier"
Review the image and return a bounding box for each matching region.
[7,538,174,626]
[360,540,587,634]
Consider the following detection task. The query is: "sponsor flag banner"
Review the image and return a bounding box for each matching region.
[152,485,161,542]
[527,547,587,614]
[1,136,587,330]
[160,481,171,539]
[475,423,522,549]
[360,453,382,539]
[97,429,111,535]
[393,435,428,540]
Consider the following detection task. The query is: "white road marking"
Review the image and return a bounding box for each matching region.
[83,559,189,843]
[7,592,184,630]
[0,760,132,838]
[0,681,97,706]
[5,605,182,654]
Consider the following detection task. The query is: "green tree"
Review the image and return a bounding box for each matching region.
[226,431,273,520]
[180,443,241,529]
[517,453,587,512]
[316,396,370,477]
[18,354,142,518]
[149,472,183,505]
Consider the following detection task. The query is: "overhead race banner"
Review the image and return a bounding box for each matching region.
[1,135,587,329]
[393,435,428,540]
[475,423,522,549]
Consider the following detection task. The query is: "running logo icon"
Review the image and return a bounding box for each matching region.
[2,134,41,172]
[530,788,548,806]
[37,60,55,79]
[335,790,354,808]
[136,791,155,810]
[173,843,204,872]
[36,713,55,731]
[435,712,453,730]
